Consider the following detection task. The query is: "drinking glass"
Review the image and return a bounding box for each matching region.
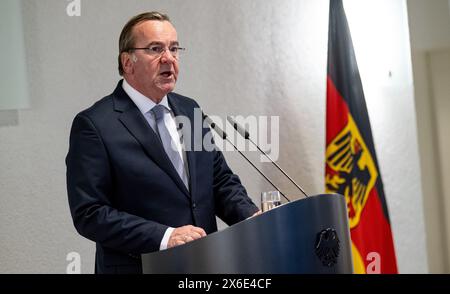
[261,191,281,212]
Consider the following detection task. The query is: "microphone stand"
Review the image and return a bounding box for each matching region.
[227,116,309,198]
[203,114,291,203]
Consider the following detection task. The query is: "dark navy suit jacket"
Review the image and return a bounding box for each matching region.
[66,81,258,274]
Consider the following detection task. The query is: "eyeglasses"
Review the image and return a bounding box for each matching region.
[128,44,186,59]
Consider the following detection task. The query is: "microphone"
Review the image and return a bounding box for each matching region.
[203,114,291,203]
[227,116,309,198]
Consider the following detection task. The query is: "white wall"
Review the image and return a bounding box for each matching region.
[407,0,450,51]
[411,51,449,273]
[429,50,450,269]
[408,0,450,273]
[0,0,427,273]
[0,0,29,109]
[419,50,450,273]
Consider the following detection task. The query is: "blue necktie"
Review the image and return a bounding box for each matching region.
[151,105,189,189]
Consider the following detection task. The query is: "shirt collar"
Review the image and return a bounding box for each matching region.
[122,79,171,114]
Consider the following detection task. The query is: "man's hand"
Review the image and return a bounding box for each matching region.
[168,225,207,248]
[252,210,262,217]
[246,210,262,220]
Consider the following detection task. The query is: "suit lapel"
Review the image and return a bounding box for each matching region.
[112,82,190,198]
[168,93,197,202]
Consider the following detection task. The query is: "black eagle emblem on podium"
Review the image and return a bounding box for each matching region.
[315,228,340,267]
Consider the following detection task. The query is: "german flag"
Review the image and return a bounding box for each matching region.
[325,0,398,274]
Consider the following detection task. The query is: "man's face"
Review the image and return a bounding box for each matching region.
[125,20,179,102]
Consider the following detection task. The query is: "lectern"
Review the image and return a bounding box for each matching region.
[142,194,353,273]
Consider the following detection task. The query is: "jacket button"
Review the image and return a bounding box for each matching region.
[192,203,197,209]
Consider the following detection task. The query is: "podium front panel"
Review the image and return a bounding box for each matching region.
[142,194,353,274]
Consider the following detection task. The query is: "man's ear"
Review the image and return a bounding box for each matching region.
[121,52,135,74]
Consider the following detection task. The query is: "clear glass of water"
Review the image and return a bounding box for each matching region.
[261,191,282,212]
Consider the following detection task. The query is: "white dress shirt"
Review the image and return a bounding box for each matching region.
[122,79,189,250]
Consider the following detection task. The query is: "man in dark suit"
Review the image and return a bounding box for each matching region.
[66,11,259,274]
